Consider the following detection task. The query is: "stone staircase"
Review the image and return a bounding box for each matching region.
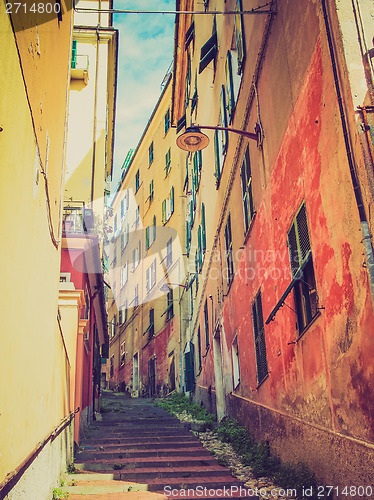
[61,394,257,499]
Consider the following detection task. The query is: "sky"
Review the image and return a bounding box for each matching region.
[111,0,176,193]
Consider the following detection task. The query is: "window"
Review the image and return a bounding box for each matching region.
[135,205,140,228]
[110,354,114,378]
[224,213,234,285]
[112,247,117,267]
[232,336,240,388]
[145,308,155,338]
[252,291,268,384]
[120,342,126,365]
[121,223,129,251]
[121,198,125,219]
[166,238,172,268]
[164,109,171,135]
[114,214,117,232]
[149,180,154,204]
[162,187,174,225]
[134,284,139,308]
[241,145,255,234]
[71,40,77,69]
[146,216,156,250]
[288,203,318,334]
[225,51,236,122]
[166,289,174,321]
[204,300,210,349]
[149,142,154,166]
[135,170,140,192]
[110,314,116,339]
[234,0,246,74]
[197,327,202,371]
[165,148,171,176]
[199,17,217,74]
[132,241,141,270]
[146,259,156,292]
[120,263,128,288]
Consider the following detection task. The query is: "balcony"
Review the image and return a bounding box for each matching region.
[62,201,94,234]
[71,54,89,84]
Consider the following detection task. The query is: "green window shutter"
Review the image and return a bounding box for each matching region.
[71,40,77,69]
[204,301,210,347]
[220,85,228,153]
[185,20,195,49]
[177,114,186,134]
[170,186,174,214]
[241,146,254,233]
[201,203,206,251]
[184,343,195,392]
[162,200,166,225]
[146,226,150,250]
[225,51,235,121]
[214,130,221,185]
[198,225,202,270]
[252,291,268,383]
[183,156,189,192]
[153,215,156,242]
[199,31,217,74]
[186,222,191,256]
[288,203,311,276]
[234,0,246,74]
[197,327,202,370]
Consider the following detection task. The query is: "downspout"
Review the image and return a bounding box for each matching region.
[90,26,100,204]
[322,0,374,310]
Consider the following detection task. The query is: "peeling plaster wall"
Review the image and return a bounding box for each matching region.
[186,0,374,487]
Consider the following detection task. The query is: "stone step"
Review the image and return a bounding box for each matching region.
[77,447,211,460]
[117,465,230,480]
[75,456,219,471]
[79,439,200,450]
[145,475,243,491]
[62,479,147,495]
[68,492,167,500]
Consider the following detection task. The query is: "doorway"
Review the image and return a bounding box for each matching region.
[213,327,226,421]
[148,357,156,397]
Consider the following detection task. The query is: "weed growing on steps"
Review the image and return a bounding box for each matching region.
[157,392,215,426]
[157,393,321,500]
[52,487,69,499]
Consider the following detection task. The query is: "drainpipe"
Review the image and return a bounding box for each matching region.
[90,26,100,205]
[322,0,374,310]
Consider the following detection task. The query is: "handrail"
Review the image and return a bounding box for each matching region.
[0,408,79,499]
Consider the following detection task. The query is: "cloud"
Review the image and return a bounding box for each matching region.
[111,0,175,191]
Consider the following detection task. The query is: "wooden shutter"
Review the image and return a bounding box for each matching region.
[225,51,235,121]
[234,0,246,74]
[199,31,217,74]
[201,203,206,251]
[252,292,268,383]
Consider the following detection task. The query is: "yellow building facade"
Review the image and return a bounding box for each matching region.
[0,2,75,498]
[107,76,188,397]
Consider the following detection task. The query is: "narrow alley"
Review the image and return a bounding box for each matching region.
[63,391,257,499]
